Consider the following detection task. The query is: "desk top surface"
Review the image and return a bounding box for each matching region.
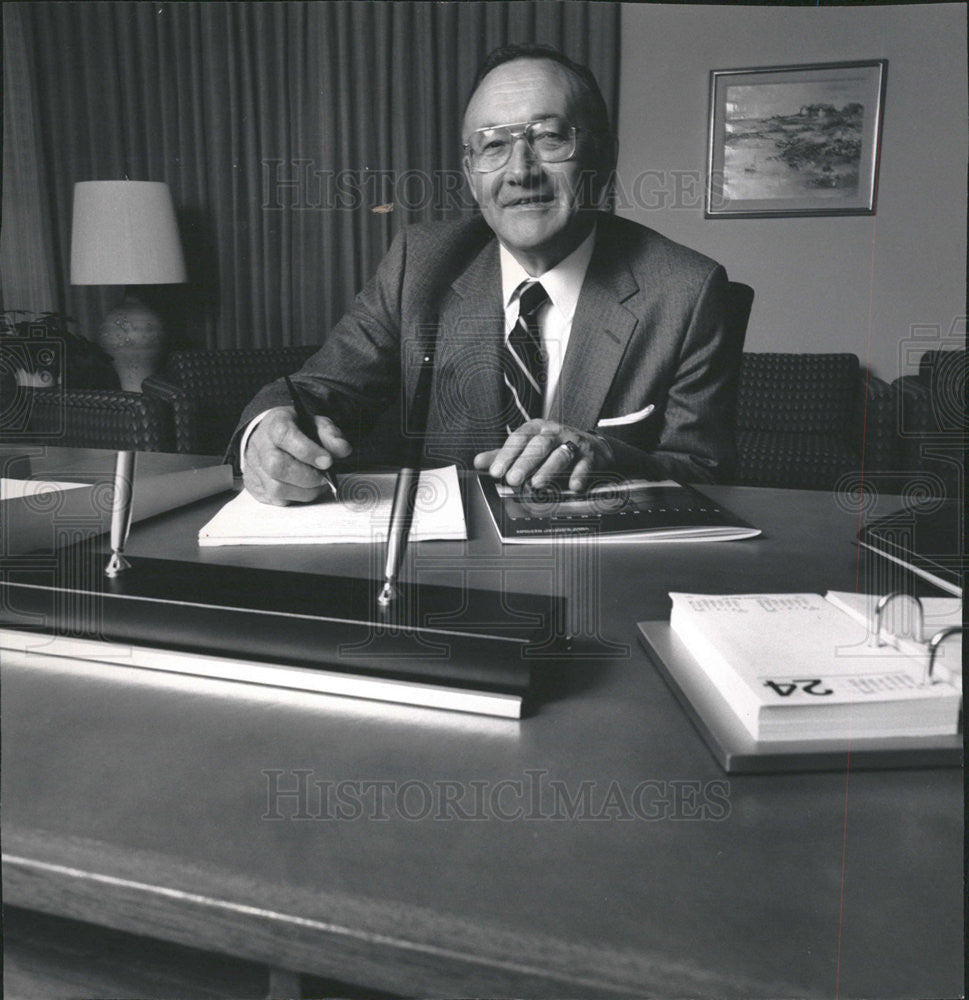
[2,450,963,998]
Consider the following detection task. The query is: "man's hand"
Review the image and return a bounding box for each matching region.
[243,407,352,505]
[473,420,614,492]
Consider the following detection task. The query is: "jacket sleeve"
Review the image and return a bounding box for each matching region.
[229,228,409,464]
[600,264,740,484]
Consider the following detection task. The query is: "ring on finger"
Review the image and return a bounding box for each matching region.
[558,439,581,463]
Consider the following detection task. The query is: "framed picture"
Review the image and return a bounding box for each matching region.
[706,60,887,218]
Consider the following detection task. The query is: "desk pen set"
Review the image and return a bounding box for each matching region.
[1,345,564,720]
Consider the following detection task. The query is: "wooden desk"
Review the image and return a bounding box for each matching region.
[2,458,963,998]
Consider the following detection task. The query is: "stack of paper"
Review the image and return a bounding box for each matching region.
[199,465,467,545]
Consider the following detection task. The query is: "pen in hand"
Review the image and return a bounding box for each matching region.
[284,376,338,497]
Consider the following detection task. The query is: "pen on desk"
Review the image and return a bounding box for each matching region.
[285,375,338,497]
[104,450,135,578]
[377,466,420,607]
[377,336,437,608]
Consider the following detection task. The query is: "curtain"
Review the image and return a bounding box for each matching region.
[0,4,59,314]
[1,1,619,352]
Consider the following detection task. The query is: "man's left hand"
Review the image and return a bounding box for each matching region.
[473,420,614,492]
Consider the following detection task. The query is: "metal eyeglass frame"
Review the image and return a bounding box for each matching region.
[463,118,591,173]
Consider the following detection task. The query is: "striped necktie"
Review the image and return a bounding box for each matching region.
[504,280,549,433]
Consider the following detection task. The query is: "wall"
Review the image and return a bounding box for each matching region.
[616,3,967,380]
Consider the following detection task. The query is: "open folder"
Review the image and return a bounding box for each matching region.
[4,462,233,555]
[198,465,467,545]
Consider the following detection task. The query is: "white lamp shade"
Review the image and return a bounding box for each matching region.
[70,180,187,285]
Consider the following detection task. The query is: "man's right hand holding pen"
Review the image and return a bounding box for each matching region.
[242,406,352,505]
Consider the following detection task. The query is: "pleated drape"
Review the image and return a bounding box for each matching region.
[0,4,59,314]
[1,1,619,350]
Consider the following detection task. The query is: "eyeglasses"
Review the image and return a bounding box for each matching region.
[463,117,586,173]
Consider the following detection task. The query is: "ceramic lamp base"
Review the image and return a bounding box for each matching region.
[97,293,167,392]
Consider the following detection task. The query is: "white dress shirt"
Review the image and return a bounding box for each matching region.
[499,224,597,418]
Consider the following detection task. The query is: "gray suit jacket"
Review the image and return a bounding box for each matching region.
[238,212,740,483]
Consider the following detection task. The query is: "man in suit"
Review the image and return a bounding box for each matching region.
[240,44,739,504]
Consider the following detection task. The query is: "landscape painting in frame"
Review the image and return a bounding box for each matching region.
[706,61,887,218]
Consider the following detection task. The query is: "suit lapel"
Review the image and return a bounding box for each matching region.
[551,226,641,430]
[430,238,505,456]
[427,217,661,454]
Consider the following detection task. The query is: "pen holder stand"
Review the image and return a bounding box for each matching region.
[1,540,565,699]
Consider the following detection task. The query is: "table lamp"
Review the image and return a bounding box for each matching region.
[70,180,187,391]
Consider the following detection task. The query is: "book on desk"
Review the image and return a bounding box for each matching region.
[478,474,760,543]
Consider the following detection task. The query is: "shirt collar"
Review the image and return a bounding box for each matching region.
[499,223,597,322]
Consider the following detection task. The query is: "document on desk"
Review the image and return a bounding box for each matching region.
[198,465,467,545]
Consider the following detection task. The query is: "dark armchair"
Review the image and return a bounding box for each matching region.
[893,348,965,499]
[21,388,175,451]
[2,327,173,451]
[735,353,897,490]
[142,347,316,455]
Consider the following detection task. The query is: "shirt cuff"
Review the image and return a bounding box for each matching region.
[238,410,272,473]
